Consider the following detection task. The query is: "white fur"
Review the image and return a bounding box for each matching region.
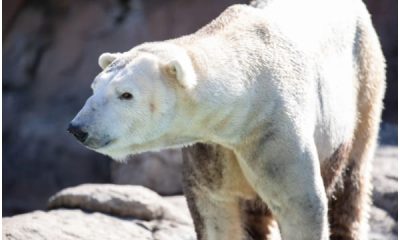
[71,0,384,239]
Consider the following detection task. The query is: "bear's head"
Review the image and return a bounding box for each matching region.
[68,43,202,160]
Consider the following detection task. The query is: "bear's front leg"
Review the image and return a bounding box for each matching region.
[187,193,244,240]
[182,144,253,240]
[237,133,329,240]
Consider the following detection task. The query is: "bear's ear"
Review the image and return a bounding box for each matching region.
[98,52,120,69]
[162,59,197,89]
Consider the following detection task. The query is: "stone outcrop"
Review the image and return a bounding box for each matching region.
[47,184,189,223]
[3,185,195,240]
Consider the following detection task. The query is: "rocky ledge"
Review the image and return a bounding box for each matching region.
[3,146,397,240]
[3,184,195,240]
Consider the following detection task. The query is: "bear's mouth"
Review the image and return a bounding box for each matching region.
[84,137,115,150]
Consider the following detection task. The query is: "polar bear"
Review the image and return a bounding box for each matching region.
[68,0,385,239]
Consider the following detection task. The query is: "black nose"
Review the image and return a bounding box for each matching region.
[67,123,88,143]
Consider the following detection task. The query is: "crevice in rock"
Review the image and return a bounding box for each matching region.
[150,221,162,240]
[3,2,57,92]
[26,39,51,80]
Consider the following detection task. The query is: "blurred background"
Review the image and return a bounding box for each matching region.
[3,0,397,219]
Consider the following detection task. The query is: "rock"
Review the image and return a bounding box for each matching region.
[111,150,184,195]
[369,145,398,239]
[164,196,192,218]
[3,185,195,240]
[3,210,152,240]
[3,209,195,240]
[48,184,190,224]
[369,206,397,240]
[371,146,398,220]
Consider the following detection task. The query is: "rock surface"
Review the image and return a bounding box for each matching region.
[3,185,195,240]
[370,146,398,240]
[3,209,195,240]
[372,146,398,216]
[48,184,189,223]
[369,206,397,240]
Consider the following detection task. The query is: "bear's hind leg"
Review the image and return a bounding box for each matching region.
[328,103,381,240]
[328,20,386,236]
[328,153,372,240]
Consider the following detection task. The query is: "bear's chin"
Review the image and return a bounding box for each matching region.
[90,146,130,162]
[100,151,133,163]
[110,154,132,163]
[95,145,150,162]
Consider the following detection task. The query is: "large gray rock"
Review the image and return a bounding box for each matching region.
[48,184,189,223]
[3,210,153,240]
[3,185,195,240]
[3,209,195,240]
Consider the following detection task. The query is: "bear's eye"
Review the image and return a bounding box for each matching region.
[119,92,133,100]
